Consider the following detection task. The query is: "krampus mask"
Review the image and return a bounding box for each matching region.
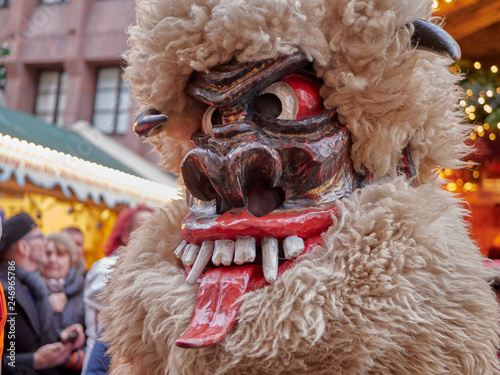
[102,0,500,374]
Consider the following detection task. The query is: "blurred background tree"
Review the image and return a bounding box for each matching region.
[438,59,500,257]
[439,60,500,195]
[457,60,500,126]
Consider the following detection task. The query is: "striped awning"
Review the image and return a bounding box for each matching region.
[0,105,180,208]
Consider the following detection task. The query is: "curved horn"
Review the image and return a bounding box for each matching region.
[133,108,168,138]
[411,18,461,61]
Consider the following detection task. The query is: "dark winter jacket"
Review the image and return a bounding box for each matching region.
[0,262,60,375]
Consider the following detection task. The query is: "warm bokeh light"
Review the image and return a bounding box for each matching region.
[492,65,499,74]
[463,182,478,192]
[474,61,482,69]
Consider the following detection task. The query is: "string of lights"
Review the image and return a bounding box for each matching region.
[438,60,500,194]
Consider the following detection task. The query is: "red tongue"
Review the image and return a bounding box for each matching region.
[175,237,323,349]
[175,265,266,349]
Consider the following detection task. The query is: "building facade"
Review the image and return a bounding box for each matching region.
[0,0,159,163]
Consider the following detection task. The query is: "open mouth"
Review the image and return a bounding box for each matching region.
[173,205,337,348]
[179,205,337,281]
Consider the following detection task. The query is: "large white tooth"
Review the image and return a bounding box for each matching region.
[262,236,278,283]
[186,241,214,284]
[234,237,256,265]
[283,236,305,259]
[182,244,200,266]
[174,240,187,259]
[212,240,235,266]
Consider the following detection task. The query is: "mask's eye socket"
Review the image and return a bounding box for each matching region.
[201,107,223,134]
[254,74,325,121]
[254,82,298,120]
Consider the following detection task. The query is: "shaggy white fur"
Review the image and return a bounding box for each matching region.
[124,0,468,177]
[102,0,500,373]
[103,180,500,374]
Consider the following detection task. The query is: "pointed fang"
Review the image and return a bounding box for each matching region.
[186,241,214,284]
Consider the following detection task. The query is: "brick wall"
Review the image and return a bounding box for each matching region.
[0,0,161,165]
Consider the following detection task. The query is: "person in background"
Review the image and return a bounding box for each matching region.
[0,213,85,375]
[41,232,86,374]
[82,205,153,375]
[62,228,86,275]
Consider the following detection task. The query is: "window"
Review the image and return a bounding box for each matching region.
[0,0,10,8]
[93,67,131,135]
[35,70,67,126]
[40,0,69,4]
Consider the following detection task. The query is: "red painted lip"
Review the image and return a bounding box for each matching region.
[181,206,337,245]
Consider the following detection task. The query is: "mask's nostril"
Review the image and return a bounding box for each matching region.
[246,179,285,217]
[203,183,216,200]
[181,153,218,202]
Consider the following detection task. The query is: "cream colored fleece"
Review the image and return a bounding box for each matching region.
[102,180,500,374]
[102,0,499,373]
[125,0,468,178]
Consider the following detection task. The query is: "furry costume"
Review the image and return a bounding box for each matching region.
[102,0,500,373]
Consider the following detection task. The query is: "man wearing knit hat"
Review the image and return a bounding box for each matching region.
[0,213,85,375]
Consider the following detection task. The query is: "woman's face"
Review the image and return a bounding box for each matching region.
[41,240,71,279]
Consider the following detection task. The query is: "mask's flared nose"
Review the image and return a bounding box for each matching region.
[181,140,285,217]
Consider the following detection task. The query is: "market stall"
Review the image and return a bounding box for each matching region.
[0,105,180,265]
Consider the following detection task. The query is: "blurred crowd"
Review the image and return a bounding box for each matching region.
[0,205,153,375]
